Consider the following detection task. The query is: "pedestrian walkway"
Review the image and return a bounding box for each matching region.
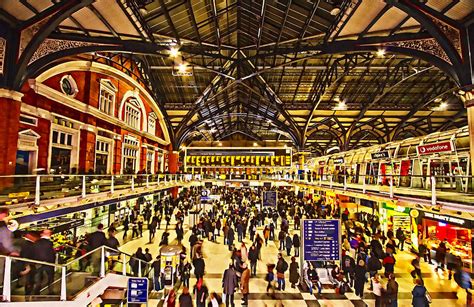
[118,219,468,307]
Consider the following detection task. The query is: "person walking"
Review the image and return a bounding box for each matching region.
[193,278,208,307]
[222,264,238,307]
[275,253,288,291]
[289,256,299,288]
[395,227,406,251]
[248,244,258,276]
[285,234,293,256]
[292,233,300,257]
[179,287,193,307]
[240,263,250,305]
[149,214,158,242]
[434,241,447,272]
[411,255,422,281]
[32,229,56,295]
[386,273,399,307]
[372,274,384,307]
[411,279,430,306]
[193,254,205,281]
[354,259,367,299]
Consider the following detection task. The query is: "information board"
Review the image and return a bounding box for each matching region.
[262,190,277,207]
[302,219,341,261]
[127,277,148,304]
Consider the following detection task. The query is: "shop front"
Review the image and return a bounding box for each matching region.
[417,210,473,272]
[379,201,412,246]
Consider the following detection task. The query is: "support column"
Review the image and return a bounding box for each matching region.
[0,90,23,180]
[168,151,179,198]
[460,89,474,189]
[79,128,96,174]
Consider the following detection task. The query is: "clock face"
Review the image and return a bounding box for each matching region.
[60,75,78,97]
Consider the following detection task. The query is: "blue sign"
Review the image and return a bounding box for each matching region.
[302,219,340,261]
[127,277,148,304]
[200,189,210,202]
[262,190,277,207]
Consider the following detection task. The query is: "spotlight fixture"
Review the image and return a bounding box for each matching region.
[330,7,341,15]
[333,100,347,110]
[438,102,448,110]
[376,49,386,57]
[218,142,222,146]
[178,63,187,73]
[434,97,442,102]
[169,47,180,58]
[458,89,466,95]
[253,142,258,147]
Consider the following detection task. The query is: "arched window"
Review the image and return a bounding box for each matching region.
[98,79,117,115]
[124,98,141,130]
[148,112,157,135]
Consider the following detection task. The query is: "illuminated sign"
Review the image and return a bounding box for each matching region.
[371,151,390,159]
[416,141,454,155]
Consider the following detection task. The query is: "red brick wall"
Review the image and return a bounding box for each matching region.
[0,97,21,176]
[79,129,96,173]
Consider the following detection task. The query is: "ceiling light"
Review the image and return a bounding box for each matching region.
[458,89,466,95]
[438,102,448,110]
[330,7,341,16]
[333,100,347,110]
[376,49,386,57]
[434,97,442,102]
[178,63,188,73]
[253,142,258,147]
[169,47,180,58]
[218,142,222,146]
[209,128,216,133]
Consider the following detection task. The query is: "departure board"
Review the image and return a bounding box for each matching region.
[302,219,341,261]
[185,147,292,167]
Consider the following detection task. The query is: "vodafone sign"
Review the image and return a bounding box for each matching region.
[416,141,454,156]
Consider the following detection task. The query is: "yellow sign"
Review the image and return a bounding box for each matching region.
[8,192,30,198]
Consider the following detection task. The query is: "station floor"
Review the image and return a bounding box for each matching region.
[117,220,470,307]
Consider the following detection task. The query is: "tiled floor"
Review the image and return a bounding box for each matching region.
[119,219,471,306]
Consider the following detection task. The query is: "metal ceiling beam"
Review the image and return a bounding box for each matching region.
[157,0,181,45]
[358,4,390,39]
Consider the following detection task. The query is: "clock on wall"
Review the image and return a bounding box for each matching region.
[60,75,79,97]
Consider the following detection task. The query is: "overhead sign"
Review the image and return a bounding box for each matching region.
[416,141,454,155]
[302,219,341,261]
[127,277,148,304]
[371,151,390,160]
[421,211,472,228]
[262,190,277,207]
[200,189,210,202]
[332,157,344,165]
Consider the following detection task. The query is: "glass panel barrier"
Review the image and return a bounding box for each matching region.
[0,175,37,206]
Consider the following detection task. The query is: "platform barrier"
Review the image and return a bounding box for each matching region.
[0,245,156,303]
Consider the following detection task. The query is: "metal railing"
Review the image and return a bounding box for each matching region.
[0,245,156,302]
[0,174,190,206]
[262,173,474,205]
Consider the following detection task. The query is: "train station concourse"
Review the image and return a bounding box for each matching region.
[1,0,474,306]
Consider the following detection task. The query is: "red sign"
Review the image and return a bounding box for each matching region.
[416,141,454,155]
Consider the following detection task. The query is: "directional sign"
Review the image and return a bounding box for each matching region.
[262,190,277,207]
[302,219,341,261]
[127,277,148,304]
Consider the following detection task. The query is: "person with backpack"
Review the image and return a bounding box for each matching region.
[265,263,276,298]
[383,252,396,278]
[275,253,288,291]
[367,252,382,290]
[386,273,399,307]
[342,253,356,288]
[411,279,430,306]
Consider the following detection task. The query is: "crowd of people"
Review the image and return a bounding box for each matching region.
[0,185,472,306]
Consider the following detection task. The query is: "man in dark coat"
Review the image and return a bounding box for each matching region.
[276,253,288,291]
[33,229,56,294]
[20,232,38,295]
[193,255,205,281]
[248,244,258,276]
[222,264,238,307]
[293,233,300,257]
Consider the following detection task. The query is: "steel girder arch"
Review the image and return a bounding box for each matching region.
[248,33,461,85]
[302,53,376,145]
[346,128,385,150]
[305,124,343,148]
[11,0,95,89]
[176,105,301,148]
[387,78,459,141]
[392,126,426,141]
[385,0,468,86]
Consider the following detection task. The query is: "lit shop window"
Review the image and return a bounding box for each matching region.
[122,136,139,174]
[95,140,111,174]
[125,99,141,130]
[148,112,157,135]
[98,80,117,116]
